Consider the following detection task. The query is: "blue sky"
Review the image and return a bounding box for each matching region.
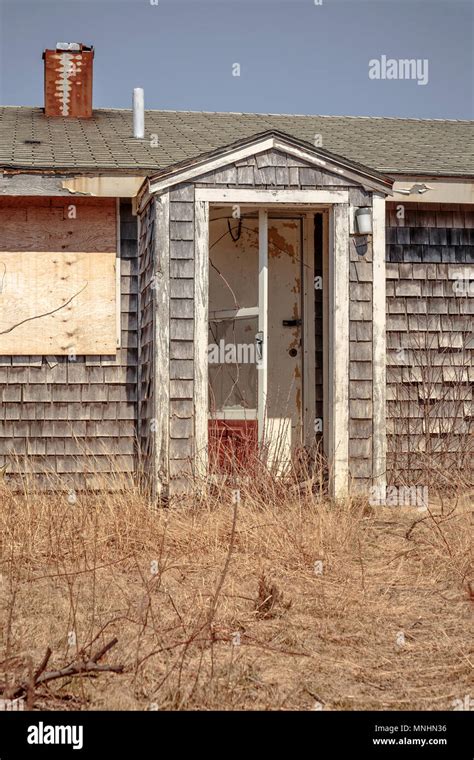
[0,0,472,118]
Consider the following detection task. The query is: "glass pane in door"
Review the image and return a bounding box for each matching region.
[208,316,258,415]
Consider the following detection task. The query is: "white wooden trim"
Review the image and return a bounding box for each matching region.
[191,194,353,496]
[148,135,392,196]
[194,199,210,478]
[153,192,170,497]
[272,138,392,194]
[209,306,258,321]
[150,138,275,193]
[303,213,316,445]
[322,210,330,456]
[327,211,334,470]
[195,188,349,205]
[372,193,387,487]
[258,209,268,444]
[115,198,121,349]
[392,180,474,204]
[0,172,147,198]
[62,175,146,197]
[329,204,350,497]
[209,409,257,421]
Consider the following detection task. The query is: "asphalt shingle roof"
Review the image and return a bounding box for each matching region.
[0,106,472,177]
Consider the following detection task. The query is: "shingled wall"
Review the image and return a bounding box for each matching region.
[385,203,473,485]
[348,188,375,488]
[0,197,138,487]
[168,184,196,490]
[137,198,156,484]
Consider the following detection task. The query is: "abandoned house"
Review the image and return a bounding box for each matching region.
[0,44,472,497]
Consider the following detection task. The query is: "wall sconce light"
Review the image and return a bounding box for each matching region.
[354,207,372,235]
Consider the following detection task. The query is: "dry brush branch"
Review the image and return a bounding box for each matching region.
[2,637,124,701]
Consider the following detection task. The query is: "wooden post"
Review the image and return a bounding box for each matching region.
[194,199,209,478]
[258,209,268,444]
[372,193,387,488]
[153,192,170,497]
[322,210,330,456]
[329,203,350,498]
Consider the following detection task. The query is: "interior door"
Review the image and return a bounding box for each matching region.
[266,217,303,466]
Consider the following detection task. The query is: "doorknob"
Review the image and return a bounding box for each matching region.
[282,319,302,327]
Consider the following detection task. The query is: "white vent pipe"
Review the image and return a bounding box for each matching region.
[133,88,145,139]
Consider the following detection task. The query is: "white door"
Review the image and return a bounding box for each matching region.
[208,209,304,470]
[265,217,303,467]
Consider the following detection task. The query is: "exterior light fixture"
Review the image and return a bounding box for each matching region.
[354,207,372,235]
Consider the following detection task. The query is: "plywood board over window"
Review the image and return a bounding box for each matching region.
[0,251,116,355]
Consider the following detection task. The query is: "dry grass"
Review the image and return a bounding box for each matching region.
[0,467,472,711]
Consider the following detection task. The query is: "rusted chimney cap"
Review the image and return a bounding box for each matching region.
[42,43,94,59]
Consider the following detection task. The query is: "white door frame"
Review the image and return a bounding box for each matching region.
[258,209,268,443]
[194,192,351,497]
[303,212,316,447]
[328,204,350,497]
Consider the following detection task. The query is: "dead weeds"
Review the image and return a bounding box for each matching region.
[0,472,471,711]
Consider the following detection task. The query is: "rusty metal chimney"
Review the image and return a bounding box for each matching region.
[43,43,94,118]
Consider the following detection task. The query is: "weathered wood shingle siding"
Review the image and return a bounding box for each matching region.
[169,184,195,492]
[386,203,474,264]
[348,187,374,488]
[195,149,356,189]
[0,197,138,486]
[385,203,473,483]
[137,198,156,481]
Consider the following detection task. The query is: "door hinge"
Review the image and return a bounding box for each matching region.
[255,331,264,363]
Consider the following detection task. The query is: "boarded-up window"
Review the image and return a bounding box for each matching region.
[0,251,116,355]
[0,197,117,355]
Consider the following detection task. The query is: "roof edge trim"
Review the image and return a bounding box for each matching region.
[147,130,394,197]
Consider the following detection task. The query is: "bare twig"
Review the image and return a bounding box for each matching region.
[33,647,52,681]
[2,638,123,701]
[90,637,118,663]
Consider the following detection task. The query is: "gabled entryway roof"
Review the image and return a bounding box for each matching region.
[145,129,394,197]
